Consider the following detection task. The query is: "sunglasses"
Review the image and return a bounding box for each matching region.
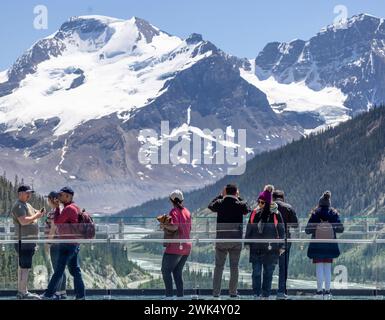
[258,200,266,205]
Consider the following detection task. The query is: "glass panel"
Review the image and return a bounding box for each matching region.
[1,217,385,299]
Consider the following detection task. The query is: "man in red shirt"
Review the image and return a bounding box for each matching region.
[41,187,86,300]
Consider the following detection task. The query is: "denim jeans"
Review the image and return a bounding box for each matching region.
[50,244,67,293]
[161,253,189,297]
[278,243,291,295]
[251,256,276,297]
[45,244,85,299]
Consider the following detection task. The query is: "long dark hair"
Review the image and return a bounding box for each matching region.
[260,202,271,222]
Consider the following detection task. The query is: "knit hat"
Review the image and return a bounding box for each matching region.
[319,191,331,207]
[258,185,274,205]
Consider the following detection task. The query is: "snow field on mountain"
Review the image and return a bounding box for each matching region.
[0,17,211,136]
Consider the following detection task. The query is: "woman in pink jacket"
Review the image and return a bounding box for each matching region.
[160,190,192,299]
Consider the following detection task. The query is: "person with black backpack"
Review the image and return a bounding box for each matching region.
[41,187,86,300]
[273,190,298,300]
[305,191,344,300]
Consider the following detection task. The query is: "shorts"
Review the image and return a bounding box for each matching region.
[14,243,36,269]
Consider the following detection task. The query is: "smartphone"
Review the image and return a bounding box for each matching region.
[40,207,46,213]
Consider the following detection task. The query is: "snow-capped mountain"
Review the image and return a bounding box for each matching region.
[0,15,302,213]
[1,13,384,213]
[0,16,206,135]
[252,13,385,121]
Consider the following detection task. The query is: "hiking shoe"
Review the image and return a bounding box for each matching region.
[16,291,41,300]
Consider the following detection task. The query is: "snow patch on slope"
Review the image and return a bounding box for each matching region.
[240,65,351,130]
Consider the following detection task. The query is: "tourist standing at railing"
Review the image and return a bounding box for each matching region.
[160,190,192,299]
[41,187,86,300]
[305,191,344,300]
[245,185,285,300]
[273,190,298,300]
[11,185,46,300]
[208,184,251,299]
[44,191,67,299]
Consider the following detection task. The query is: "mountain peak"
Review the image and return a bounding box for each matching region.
[186,33,203,45]
[130,16,161,43]
[319,12,383,34]
[351,13,381,21]
[72,15,123,24]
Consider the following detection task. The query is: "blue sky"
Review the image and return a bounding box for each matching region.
[0,0,385,71]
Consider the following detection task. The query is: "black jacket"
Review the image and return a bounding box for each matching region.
[274,200,298,238]
[245,207,286,262]
[208,195,251,239]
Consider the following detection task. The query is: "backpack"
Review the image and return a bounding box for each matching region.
[315,221,334,239]
[69,204,96,239]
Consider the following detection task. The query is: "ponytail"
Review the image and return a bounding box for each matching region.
[171,198,184,210]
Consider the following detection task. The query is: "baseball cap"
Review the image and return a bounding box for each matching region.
[17,185,35,193]
[169,190,184,202]
[58,186,75,196]
[45,191,59,199]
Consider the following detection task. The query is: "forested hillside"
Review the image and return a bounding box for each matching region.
[119,105,385,219]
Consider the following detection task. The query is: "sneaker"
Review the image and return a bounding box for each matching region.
[276,293,288,300]
[16,291,41,300]
[323,291,332,300]
[55,292,67,300]
[229,294,240,300]
[314,291,324,300]
[40,293,59,300]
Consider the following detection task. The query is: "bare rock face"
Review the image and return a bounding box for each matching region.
[255,14,385,115]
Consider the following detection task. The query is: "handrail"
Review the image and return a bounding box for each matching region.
[1,237,384,244]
